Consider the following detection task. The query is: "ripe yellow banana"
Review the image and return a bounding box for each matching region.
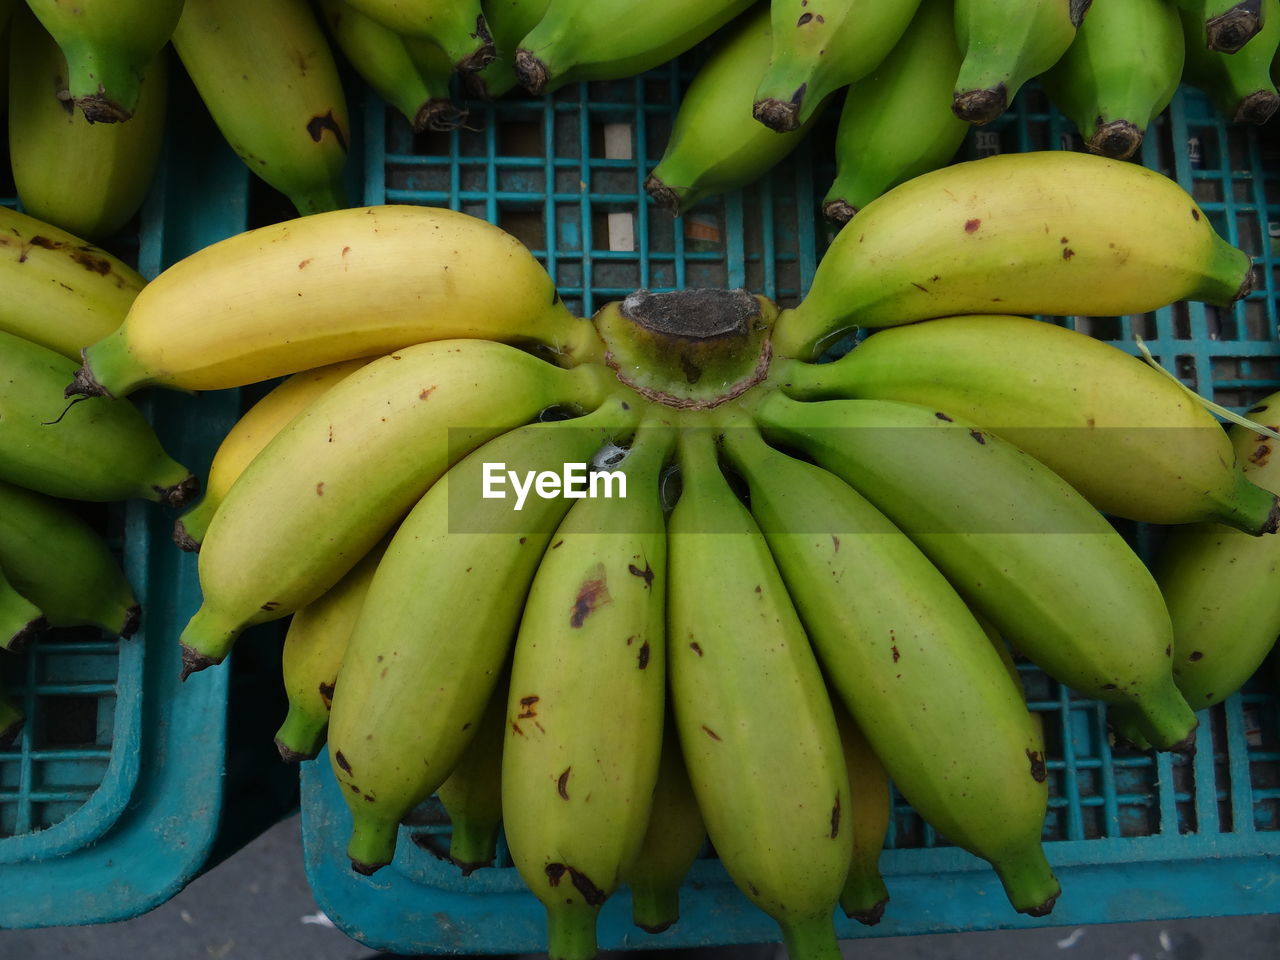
[179,339,614,676]
[0,563,46,653]
[71,205,602,399]
[830,694,890,925]
[328,397,639,874]
[502,420,671,960]
[175,359,371,551]
[771,151,1253,360]
[785,315,1280,532]
[341,0,495,72]
[0,206,144,361]
[666,423,849,960]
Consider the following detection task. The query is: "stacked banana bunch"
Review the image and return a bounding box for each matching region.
[0,205,197,746]
[59,150,1280,959]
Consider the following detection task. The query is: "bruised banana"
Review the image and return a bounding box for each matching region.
[719,421,1058,915]
[329,398,639,874]
[786,315,1280,532]
[0,564,46,654]
[71,205,601,399]
[467,0,550,98]
[179,339,614,675]
[770,151,1253,360]
[1177,0,1265,53]
[1180,0,1280,123]
[342,0,495,72]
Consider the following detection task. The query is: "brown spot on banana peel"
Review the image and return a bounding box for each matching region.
[831,535,840,552]
[964,218,981,233]
[305,112,349,152]
[318,681,336,708]
[518,695,539,718]
[1188,651,1204,661]
[935,412,953,421]
[628,562,654,587]
[690,642,703,656]
[1026,749,1047,782]
[637,640,650,669]
[830,793,841,838]
[702,725,721,740]
[798,12,813,25]
[1249,443,1271,466]
[1063,248,1075,260]
[969,429,986,444]
[558,768,571,799]
[334,751,353,774]
[570,575,611,627]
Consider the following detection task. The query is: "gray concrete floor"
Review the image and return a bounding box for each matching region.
[0,815,1275,960]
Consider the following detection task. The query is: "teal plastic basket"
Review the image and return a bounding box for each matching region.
[299,62,1280,954]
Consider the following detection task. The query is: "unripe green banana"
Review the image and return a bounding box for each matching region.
[23,0,182,122]
[8,8,166,242]
[1040,0,1185,160]
[467,0,550,98]
[0,479,138,637]
[752,0,921,132]
[0,206,144,361]
[513,0,754,95]
[952,0,1088,125]
[753,392,1199,753]
[821,0,967,224]
[0,668,24,748]
[328,397,639,874]
[179,339,614,676]
[645,5,832,216]
[784,315,1280,532]
[0,563,47,654]
[341,0,495,72]
[172,0,351,216]
[502,420,671,960]
[622,716,706,935]
[318,0,464,132]
[175,359,371,552]
[719,421,1058,915]
[666,424,848,960]
[771,152,1253,360]
[1177,0,1264,53]
[275,539,386,762]
[0,330,195,506]
[829,694,890,925]
[1181,0,1280,123]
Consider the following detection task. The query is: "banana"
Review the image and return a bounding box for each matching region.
[770,151,1253,360]
[952,0,1086,124]
[0,479,138,637]
[820,0,968,224]
[466,0,550,98]
[644,6,833,217]
[70,205,602,399]
[275,540,387,762]
[328,397,639,874]
[752,0,921,133]
[783,315,1280,532]
[666,423,848,960]
[622,715,706,935]
[0,563,47,654]
[172,0,351,217]
[1040,0,1185,160]
[0,206,145,361]
[0,330,195,506]
[341,0,495,72]
[829,694,890,925]
[718,420,1058,915]
[1177,0,1264,53]
[23,0,182,122]
[175,359,371,551]
[753,392,1199,753]
[0,667,23,749]
[179,339,614,676]
[1181,0,1280,123]
[318,0,464,132]
[513,0,754,96]
[502,420,671,960]
[8,8,166,242]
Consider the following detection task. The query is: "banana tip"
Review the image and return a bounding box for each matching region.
[1263,497,1280,536]
[1087,120,1143,161]
[274,738,315,764]
[514,49,549,95]
[349,858,386,876]
[1234,91,1279,126]
[635,919,676,935]
[413,99,468,134]
[1236,264,1257,303]
[74,94,131,124]
[643,174,683,217]
[822,199,857,226]
[179,643,219,682]
[172,520,201,553]
[159,475,201,511]
[65,362,109,400]
[1206,5,1262,53]
[952,85,1008,126]
[7,617,49,655]
[456,41,497,77]
[752,98,801,133]
[1167,724,1199,756]
[0,719,24,750]
[453,856,494,876]
[845,897,888,926]
[120,604,141,639]
[1021,889,1060,918]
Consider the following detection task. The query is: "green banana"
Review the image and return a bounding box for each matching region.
[1040,0,1185,160]
[719,421,1058,915]
[0,206,145,362]
[341,0,495,72]
[821,0,968,223]
[622,715,706,935]
[784,315,1280,532]
[0,479,138,637]
[1181,0,1280,123]
[274,540,387,762]
[23,0,182,122]
[172,0,351,216]
[502,419,671,960]
[0,668,23,749]
[0,330,195,506]
[513,0,754,95]
[952,0,1088,124]
[666,423,848,960]
[327,397,638,874]
[771,152,1253,360]
[318,0,464,132]
[179,339,613,676]
[467,0,550,98]
[645,5,833,216]
[752,0,921,133]
[0,563,47,653]
[8,8,166,242]
[830,694,890,925]
[753,392,1199,754]
[1177,0,1264,53]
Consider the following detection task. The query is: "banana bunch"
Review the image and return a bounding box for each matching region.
[85,150,1280,959]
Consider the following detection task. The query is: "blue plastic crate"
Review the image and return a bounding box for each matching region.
[299,58,1280,954]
